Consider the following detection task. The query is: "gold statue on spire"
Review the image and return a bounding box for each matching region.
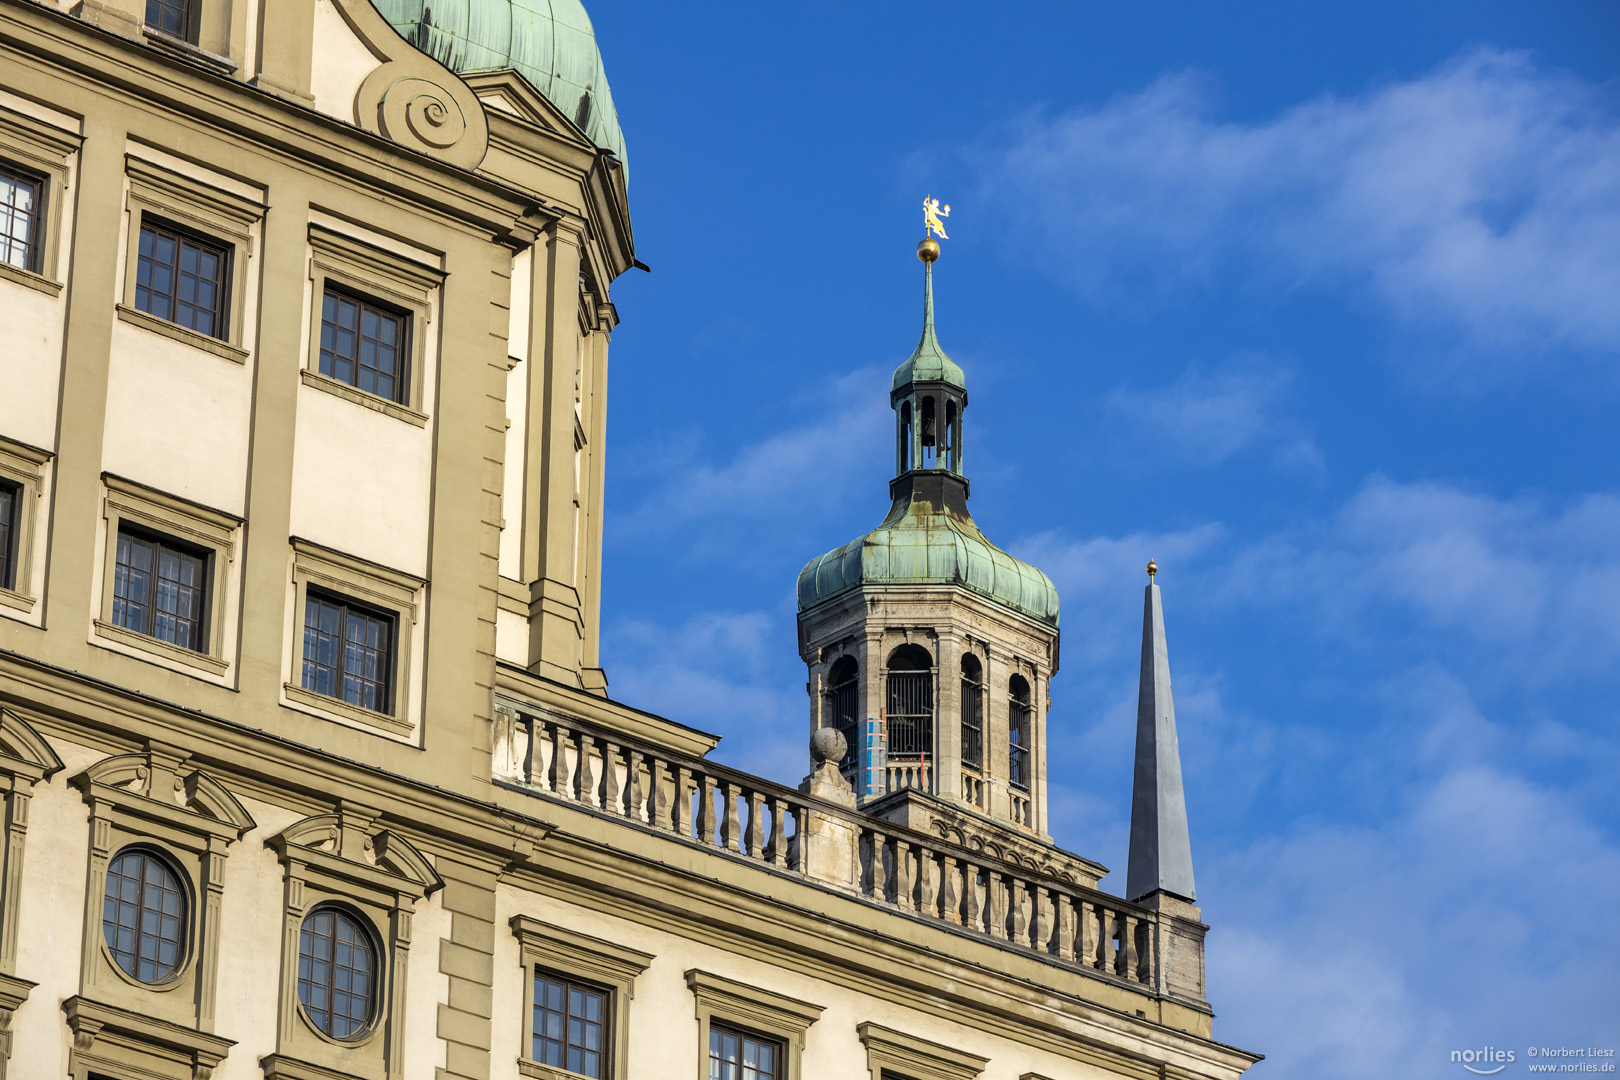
[919,196,951,262]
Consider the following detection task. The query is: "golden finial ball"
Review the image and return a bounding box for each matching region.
[917,237,940,263]
[1146,559,1158,581]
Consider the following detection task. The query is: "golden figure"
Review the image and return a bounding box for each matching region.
[923,196,951,240]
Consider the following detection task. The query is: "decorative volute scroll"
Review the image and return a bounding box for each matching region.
[326,0,490,170]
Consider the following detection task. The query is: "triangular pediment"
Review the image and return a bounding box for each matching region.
[463,70,596,151]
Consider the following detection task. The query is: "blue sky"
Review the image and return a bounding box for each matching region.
[584,4,1620,1075]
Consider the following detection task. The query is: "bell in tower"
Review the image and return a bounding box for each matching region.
[795,210,1083,875]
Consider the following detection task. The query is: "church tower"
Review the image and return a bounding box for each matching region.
[796,228,1069,866]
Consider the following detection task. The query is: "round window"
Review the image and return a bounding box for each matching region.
[102,847,188,983]
[297,906,379,1039]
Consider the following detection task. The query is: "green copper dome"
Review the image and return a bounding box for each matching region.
[374,0,628,173]
[796,475,1059,625]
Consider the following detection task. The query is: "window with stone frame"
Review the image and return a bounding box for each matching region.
[686,970,823,1080]
[511,915,652,1080]
[0,163,43,273]
[264,807,439,1079]
[708,1022,782,1080]
[134,219,230,339]
[145,0,199,41]
[95,474,240,678]
[64,745,255,1074]
[112,525,209,653]
[856,1022,988,1080]
[285,538,424,738]
[0,482,15,591]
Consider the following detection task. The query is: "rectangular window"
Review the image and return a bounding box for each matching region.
[0,165,42,273]
[135,222,228,339]
[319,287,408,404]
[112,527,207,651]
[531,970,609,1079]
[708,1024,781,1080]
[301,593,394,714]
[0,483,15,591]
[145,0,195,40]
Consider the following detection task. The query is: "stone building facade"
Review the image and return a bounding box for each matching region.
[0,2,1261,1079]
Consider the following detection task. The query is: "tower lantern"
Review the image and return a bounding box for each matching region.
[795,205,1068,862]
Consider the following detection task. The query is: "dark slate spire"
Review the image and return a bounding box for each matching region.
[1126,562,1197,902]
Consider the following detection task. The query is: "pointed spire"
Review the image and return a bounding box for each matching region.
[1126,565,1196,903]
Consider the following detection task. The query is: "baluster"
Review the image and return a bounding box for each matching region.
[987,871,1008,939]
[1033,884,1052,951]
[1102,908,1119,975]
[962,861,982,932]
[576,734,597,805]
[720,780,741,852]
[746,790,765,858]
[894,839,915,911]
[869,830,888,901]
[1123,914,1140,982]
[698,775,717,846]
[674,766,693,837]
[650,758,670,829]
[766,798,788,867]
[1056,894,1076,961]
[546,723,568,797]
[917,848,938,918]
[1010,878,1030,944]
[790,805,808,872]
[1080,900,1098,968]
[600,741,621,814]
[625,750,644,821]
[939,855,960,925]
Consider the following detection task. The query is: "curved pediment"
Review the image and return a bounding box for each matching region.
[73,749,256,838]
[0,709,63,781]
[273,808,442,896]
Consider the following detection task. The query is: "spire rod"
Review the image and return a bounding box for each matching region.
[1126,567,1197,903]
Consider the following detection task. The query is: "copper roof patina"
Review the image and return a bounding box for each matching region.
[374,0,628,174]
[798,259,1059,626]
[796,477,1060,626]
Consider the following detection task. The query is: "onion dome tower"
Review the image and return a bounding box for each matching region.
[796,220,1082,874]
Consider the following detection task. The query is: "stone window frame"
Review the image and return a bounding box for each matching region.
[0,435,51,617]
[68,744,256,1032]
[684,969,824,1080]
[0,104,79,296]
[94,473,242,679]
[510,915,653,1080]
[302,223,442,427]
[856,1023,988,1080]
[264,805,441,1079]
[283,537,425,738]
[118,155,263,363]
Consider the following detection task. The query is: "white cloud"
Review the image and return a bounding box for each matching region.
[613,367,892,550]
[1103,356,1322,473]
[977,50,1620,367]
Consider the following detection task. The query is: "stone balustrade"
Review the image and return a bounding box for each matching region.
[492,704,1203,1003]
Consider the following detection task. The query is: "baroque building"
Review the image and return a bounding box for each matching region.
[0,2,1260,1080]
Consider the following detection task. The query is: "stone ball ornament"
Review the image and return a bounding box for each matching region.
[810,726,848,767]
